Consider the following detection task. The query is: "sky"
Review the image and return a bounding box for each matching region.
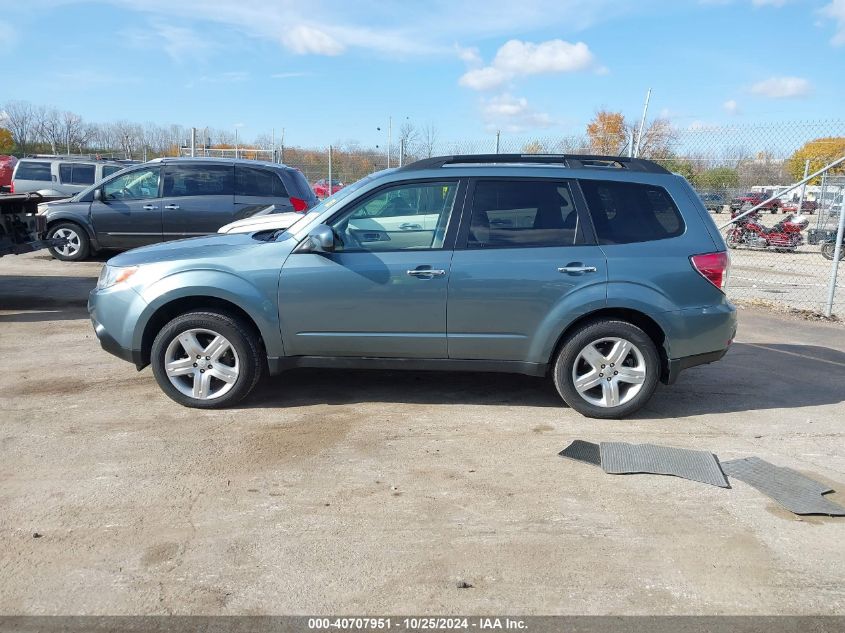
[1,0,844,147]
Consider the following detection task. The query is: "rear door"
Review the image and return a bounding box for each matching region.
[447,178,608,362]
[233,165,293,220]
[91,165,162,248]
[159,163,235,239]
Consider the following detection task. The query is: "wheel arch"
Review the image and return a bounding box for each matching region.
[548,307,670,382]
[45,214,97,244]
[139,296,266,369]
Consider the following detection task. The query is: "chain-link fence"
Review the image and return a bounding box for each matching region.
[179,119,845,318]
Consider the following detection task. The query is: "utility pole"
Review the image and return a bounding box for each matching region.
[272,127,276,163]
[634,88,652,158]
[795,159,810,213]
[328,145,333,194]
[234,128,239,159]
[388,116,392,168]
[281,127,285,164]
[495,130,500,154]
[190,127,196,158]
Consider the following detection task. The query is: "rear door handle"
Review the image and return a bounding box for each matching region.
[407,269,446,278]
[558,266,597,274]
[163,204,180,210]
[143,204,159,210]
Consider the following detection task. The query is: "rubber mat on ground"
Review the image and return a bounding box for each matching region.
[600,442,730,488]
[721,456,845,516]
[558,440,601,467]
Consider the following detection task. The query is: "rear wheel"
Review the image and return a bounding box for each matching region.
[821,241,844,261]
[553,319,660,419]
[47,222,90,261]
[151,311,264,408]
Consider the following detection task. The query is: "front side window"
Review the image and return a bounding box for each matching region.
[235,166,288,197]
[60,163,96,185]
[329,181,458,251]
[466,180,581,249]
[580,180,685,245]
[102,167,160,201]
[163,164,233,197]
[15,161,52,182]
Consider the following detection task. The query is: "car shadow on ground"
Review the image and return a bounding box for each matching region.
[0,274,97,322]
[243,343,845,416]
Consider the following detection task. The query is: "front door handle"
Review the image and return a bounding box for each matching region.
[164,204,180,210]
[400,223,422,230]
[143,204,159,210]
[407,269,446,278]
[558,265,597,274]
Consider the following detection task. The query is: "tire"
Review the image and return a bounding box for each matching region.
[726,229,741,249]
[47,222,90,261]
[553,319,660,419]
[821,241,844,261]
[150,311,264,409]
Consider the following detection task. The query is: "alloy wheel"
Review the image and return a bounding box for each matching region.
[571,337,647,408]
[163,328,240,400]
[53,228,81,258]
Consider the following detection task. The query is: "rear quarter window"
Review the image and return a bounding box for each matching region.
[580,180,685,245]
[15,161,52,182]
[235,166,288,197]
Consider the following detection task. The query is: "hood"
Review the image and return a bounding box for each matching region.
[218,211,304,234]
[108,232,273,267]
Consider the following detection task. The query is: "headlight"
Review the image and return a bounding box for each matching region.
[97,265,139,290]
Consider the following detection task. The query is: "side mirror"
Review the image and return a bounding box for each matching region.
[307,224,336,252]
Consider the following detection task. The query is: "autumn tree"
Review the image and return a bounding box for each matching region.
[788,137,845,184]
[694,167,739,190]
[586,110,628,154]
[0,128,13,154]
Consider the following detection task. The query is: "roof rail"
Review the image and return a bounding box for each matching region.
[400,153,670,174]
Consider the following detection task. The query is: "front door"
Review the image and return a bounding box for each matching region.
[159,163,235,240]
[278,180,463,358]
[91,166,162,249]
[447,178,608,362]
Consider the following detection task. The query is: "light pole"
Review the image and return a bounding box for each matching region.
[377,116,393,168]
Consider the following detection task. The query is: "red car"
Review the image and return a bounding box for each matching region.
[730,192,782,213]
[781,200,818,214]
[313,178,344,198]
[0,155,18,191]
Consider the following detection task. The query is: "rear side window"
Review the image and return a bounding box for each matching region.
[15,161,52,182]
[235,166,288,197]
[580,180,685,245]
[102,165,123,178]
[59,163,96,185]
[466,180,582,249]
[163,164,234,197]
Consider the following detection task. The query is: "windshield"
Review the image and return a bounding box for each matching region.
[275,169,396,239]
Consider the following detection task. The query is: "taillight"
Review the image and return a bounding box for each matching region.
[690,252,729,291]
[8,181,14,193]
[290,196,308,212]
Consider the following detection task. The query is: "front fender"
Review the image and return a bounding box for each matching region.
[134,269,284,357]
[45,210,96,243]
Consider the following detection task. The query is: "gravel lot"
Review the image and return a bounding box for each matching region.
[1,251,844,615]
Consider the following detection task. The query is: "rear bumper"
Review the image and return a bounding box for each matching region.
[664,348,729,385]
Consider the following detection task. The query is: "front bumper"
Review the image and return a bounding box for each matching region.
[88,286,148,369]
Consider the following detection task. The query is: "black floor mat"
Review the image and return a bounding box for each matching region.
[558,440,601,467]
[600,442,730,488]
[721,457,845,516]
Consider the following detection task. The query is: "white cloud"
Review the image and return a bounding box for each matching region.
[271,72,311,79]
[723,99,740,114]
[480,93,553,132]
[282,25,345,56]
[820,0,845,46]
[123,21,212,62]
[455,44,482,66]
[459,39,599,91]
[749,76,812,98]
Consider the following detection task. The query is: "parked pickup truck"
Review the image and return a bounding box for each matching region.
[0,192,64,257]
[730,192,782,213]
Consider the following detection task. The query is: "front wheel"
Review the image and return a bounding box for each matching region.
[151,311,265,408]
[47,222,90,261]
[553,320,660,419]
